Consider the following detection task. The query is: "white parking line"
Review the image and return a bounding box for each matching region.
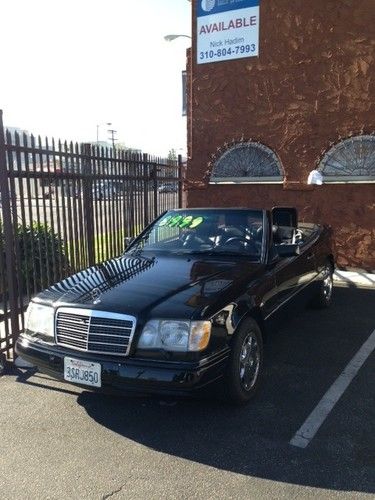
[290,328,375,449]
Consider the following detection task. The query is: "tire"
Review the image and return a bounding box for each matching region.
[311,262,334,309]
[0,353,7,376]
[222,317,263,405]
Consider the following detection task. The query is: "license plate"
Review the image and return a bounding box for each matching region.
[64,357,101,388]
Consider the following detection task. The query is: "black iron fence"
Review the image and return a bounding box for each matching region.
[0,110,185,360]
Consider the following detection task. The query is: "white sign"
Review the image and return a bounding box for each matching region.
[197,0,260,64]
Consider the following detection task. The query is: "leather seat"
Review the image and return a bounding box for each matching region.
[273,225,295,245]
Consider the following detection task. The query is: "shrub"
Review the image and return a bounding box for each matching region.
[0,221,69,297]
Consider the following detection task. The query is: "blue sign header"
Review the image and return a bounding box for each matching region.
[197,0,260,18]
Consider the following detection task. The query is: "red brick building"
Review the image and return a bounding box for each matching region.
[186,0,375,270]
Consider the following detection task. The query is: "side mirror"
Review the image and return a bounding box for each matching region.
[276,244,300,258]
[124,237,135,250]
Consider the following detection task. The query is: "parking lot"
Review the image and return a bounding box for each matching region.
[1,285,375,499]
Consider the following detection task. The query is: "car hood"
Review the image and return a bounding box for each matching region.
[35,253,262,320]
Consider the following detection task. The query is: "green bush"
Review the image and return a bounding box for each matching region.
[0,221,69,296]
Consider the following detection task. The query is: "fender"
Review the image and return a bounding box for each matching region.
[213,294,266,344]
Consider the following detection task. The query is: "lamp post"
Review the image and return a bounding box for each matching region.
[96,122,112,144]
[164,34,192,42]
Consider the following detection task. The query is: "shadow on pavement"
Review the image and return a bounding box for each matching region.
[75,287,375,494]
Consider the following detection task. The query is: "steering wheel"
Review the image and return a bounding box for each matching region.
[222,236,250,246]
[222,236,259,254]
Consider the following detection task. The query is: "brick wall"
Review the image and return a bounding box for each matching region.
[187,0,375,271]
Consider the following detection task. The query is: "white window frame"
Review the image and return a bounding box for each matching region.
[210,142,284,184]
[319,135,375,184]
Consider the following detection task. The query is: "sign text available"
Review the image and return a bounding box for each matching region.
[197,0,260,65]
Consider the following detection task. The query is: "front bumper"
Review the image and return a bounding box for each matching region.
[15,335,229,396]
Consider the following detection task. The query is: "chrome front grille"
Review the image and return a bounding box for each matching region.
[55,308,136,356]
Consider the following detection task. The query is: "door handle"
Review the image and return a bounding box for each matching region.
[306,253,314,261]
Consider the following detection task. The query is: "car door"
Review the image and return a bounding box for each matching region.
[273,238,318,313]
[273,253,301,307]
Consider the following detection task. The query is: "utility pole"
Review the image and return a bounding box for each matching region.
[107,128,117,150]
[96,122,111,144]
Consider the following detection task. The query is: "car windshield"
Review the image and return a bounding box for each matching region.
[127,209,264,261]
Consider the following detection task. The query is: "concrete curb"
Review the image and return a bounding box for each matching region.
[334,270,375,289]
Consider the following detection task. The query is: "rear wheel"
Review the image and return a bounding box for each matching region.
[311,262,334,309]
[223,317,263,405]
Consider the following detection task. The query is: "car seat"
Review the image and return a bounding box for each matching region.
[272,225,295,245]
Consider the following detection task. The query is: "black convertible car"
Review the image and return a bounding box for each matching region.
[16,207,334,404]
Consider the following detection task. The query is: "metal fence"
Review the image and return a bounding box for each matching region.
[0,110,184,360]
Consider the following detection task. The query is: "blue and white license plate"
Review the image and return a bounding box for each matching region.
[64,357,101,388]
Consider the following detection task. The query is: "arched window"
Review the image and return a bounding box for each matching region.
[319,135,375,182]
[210,142,283,183]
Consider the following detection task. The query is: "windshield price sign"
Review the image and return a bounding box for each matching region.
[197,0,260,64]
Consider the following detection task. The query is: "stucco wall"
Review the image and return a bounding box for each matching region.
[187,0,375,271]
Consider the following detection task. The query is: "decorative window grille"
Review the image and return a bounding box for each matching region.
[319,135,375,181]
[210,142,283,183]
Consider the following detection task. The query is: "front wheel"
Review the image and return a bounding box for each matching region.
[222,317,263,405]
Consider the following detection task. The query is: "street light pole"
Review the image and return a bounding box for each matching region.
[164,34,192,42]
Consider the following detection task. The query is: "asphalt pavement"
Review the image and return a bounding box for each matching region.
[1,286,375,500]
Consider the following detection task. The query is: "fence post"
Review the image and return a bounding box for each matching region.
[143,153,149,227]
[82,143,95,266]
[178,154,184,208]
[0,110,20,353]
[152,161,158,219]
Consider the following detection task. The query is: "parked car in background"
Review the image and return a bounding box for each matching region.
[16,207,334,405]
[92,180,116,200]
[157,182,178,193]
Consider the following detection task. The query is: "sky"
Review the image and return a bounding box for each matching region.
[0,0,191,156]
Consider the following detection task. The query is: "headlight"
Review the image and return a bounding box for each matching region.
[25,303,55,338]
[138,320,211,352]
[160,321,189,351]
[137,320,159,348]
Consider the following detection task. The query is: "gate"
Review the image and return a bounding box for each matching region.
[0,110,185,361]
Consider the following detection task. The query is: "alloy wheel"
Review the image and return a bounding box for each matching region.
[239,332,261,391]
